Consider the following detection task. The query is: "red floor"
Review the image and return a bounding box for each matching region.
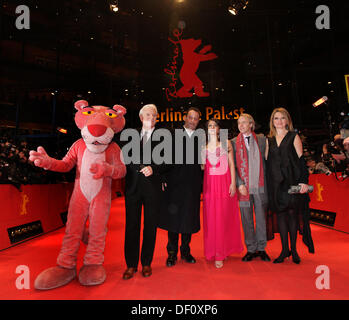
[0,197,348,300]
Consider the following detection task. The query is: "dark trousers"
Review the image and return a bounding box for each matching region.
[277,209,298,254]
[124,190,159,268]
[167,231,191,256]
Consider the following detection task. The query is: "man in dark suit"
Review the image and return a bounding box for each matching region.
[158,107,204,267]
[231,113,271,262]
[122,104,169,279]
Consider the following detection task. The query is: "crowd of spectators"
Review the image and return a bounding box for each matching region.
[304,133,349,179]
[0,129,74,190]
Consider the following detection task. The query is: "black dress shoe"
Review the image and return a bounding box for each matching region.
[291,251,301,264]
[166,254,177,267]
[181,254,196,264]
[273,251,291,264]
[242,252,255,262]
[257,251,271,262]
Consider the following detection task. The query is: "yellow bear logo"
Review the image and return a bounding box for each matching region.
[316,181,324,202]
[20,194,29,215]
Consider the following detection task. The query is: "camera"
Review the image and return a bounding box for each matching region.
[327,141,342,155]
[315,162,332,176]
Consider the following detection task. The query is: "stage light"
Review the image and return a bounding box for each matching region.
[313,96,328,107]
[228,6,237,15]
[228,0,249,16]
[57,127,68,134]
[110,5,118,12]
[109,0,119,13]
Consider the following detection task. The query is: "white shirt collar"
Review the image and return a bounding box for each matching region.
[141,127,155,137]
[184,126,194,137]
[243,133,251,149]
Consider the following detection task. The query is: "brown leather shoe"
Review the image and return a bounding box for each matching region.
[142,266,152,278]
[122,267,137,280]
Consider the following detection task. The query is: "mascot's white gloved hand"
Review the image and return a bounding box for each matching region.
[29,146,54,170]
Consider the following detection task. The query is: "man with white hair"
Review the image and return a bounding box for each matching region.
[232,113,270,262]
[122,104,169,280]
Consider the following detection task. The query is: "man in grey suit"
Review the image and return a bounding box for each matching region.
[232,113,271,262]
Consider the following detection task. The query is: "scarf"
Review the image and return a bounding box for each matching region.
[235,132,265,206]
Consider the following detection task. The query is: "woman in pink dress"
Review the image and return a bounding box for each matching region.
[202,119,243,268]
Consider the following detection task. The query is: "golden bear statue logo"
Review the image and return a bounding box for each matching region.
[316,181,324,202]
[20,194,29,215]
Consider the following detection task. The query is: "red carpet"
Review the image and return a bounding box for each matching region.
[0,197,348,300]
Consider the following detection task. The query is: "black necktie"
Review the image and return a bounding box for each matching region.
[246,136,250,145]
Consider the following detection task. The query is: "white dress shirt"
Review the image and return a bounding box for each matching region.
[243,134,251,151]
[141,127,155,142]
[184,126,194,138]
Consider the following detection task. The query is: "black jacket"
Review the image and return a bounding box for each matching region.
[158,127,204,234]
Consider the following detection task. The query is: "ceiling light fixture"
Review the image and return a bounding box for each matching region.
[228,0,249,16]
[313,96,328,108]
[109,0,119,13]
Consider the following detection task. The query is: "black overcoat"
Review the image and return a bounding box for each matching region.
[158,127,204,234]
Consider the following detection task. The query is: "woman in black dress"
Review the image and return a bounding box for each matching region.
[266,108,314,264]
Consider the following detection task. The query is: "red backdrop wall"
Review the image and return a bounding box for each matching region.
[0,183,73,250]
[0,178,125,251]
[309,174,349,233]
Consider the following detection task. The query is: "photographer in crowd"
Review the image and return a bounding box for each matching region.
[300,134,329,175]
[308,134,348,179]
[340,137,349,178]
[329,135,347,174]
[320,143,336,172]
[343,137,349,157]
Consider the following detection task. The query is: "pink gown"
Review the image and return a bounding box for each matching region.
[203,146,243,261]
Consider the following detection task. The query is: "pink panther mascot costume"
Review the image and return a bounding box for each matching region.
[29,100,126,290]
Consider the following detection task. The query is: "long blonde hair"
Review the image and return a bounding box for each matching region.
[268,107,294,137]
